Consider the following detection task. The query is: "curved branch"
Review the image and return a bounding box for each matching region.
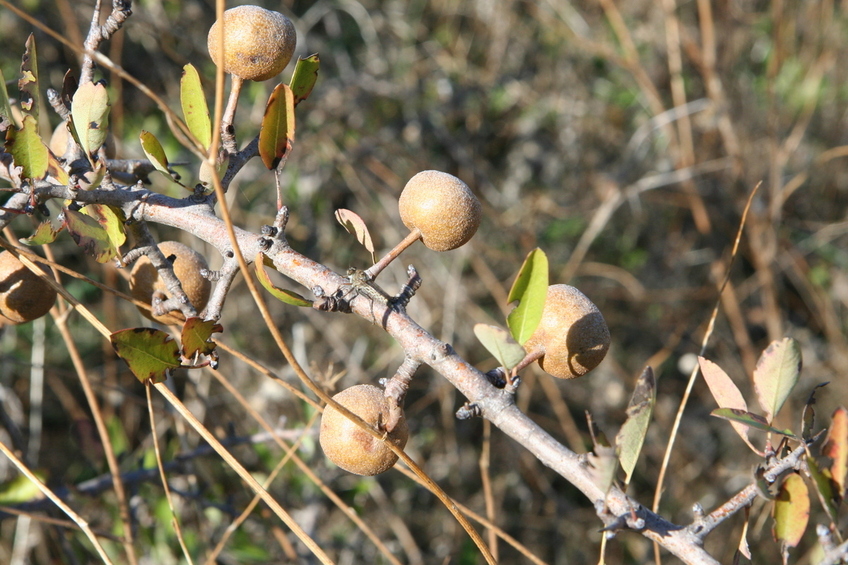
[6,180,726,562]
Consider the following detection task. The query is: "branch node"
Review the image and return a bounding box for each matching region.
[504,374,521,394]
[273,206,289,232]
[430,342,453,362]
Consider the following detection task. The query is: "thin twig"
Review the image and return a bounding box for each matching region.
[146,383,194,565]
[0,440,114,564]
[152,383,335,564]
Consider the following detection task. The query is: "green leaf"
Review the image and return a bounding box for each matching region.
[255,252,312,307]
[711,408,797,438]
[139,130,186,189]
[19,34,39,119]
[64,207,120,263]
[180,63,211,151]
[5,114,48,180]
[289,54,320,106]
[139,130,171,176]
[335,209,376,264]
[616,366,656,484]
[822,406,848,499]
[19,221,61,246]
[71,81,110,159]
[473,323,527,371]
[0,471,46,505]
[0,67,14,125]
[772,473,810,550]
[806,456,839,525]
[110,327,181,384]
[259,83,295,170]
[181,317,222,360]
[753,337,801,423]
[699,356,759,453]
[506,248,548,344]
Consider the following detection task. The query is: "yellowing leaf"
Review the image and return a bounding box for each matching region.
[110,328,181,384]
[772,473,810,550]
[71,81,110,160]
[823,406,848,499]
[506,248,548,344]
[754,337,801,423]
[139,130,186,188]
[255,252,312,307]
[81,204,126,261]
[64,207,120,263]
[5,114,48,180]
[259,83,295,170]
[180,63,211,151]
[19,221,60,246]
[47,150,70,185]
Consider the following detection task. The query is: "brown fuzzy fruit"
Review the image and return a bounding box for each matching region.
[129,241,211,325]
[207,6,296,82]
[398,170,481,251]
[0,251,57,324]
[319,384,409,476]
[523,284,610,379]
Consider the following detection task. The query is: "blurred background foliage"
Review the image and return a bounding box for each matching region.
[1,0,848,563]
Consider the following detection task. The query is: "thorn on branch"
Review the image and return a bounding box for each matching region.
[389,265,422,311]
[456,402,482,420]
[484,367,508,388]
[597,503,645,537]
[311,285,351,313]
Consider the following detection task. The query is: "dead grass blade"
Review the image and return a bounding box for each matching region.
[651,182,761,563]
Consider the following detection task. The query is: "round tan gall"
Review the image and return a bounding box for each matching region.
[129,241,211,325]
[319,384,409,476]
[0,251,57,324]
[524,284,610,379]
[207,6,297,82]
[398,170,481,251]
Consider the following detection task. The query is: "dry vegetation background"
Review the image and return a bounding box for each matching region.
[1,0,847,563]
